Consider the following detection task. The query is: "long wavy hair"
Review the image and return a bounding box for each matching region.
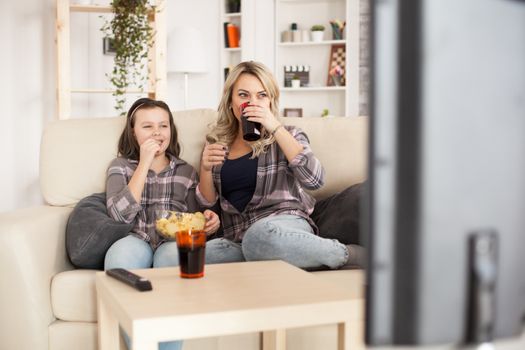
[209,61,280,157]
[118,97,181,160]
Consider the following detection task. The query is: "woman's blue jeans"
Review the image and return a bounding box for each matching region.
[105,235,182,350]
[205,215,349,269]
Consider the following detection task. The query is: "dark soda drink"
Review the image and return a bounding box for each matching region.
[176,230,206,278]
[240,102,261,141]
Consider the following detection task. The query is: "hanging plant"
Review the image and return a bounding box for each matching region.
[101,0,155,116]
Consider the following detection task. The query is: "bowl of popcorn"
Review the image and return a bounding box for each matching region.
[155,210,207,240]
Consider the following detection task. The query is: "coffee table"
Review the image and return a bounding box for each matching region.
[96,260,361,350]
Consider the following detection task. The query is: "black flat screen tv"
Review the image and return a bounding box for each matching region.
[365,0,525,345]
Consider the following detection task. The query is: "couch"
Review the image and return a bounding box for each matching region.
[0,109,368,350]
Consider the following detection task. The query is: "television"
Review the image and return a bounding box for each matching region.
[365,0,525,346]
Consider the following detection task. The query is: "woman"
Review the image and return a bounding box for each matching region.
[197,61,361,269]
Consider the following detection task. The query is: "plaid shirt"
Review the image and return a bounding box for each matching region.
[106,155,199,248]
[196,125,325,242]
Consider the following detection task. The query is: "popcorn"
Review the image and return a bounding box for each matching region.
[156,211,206,239]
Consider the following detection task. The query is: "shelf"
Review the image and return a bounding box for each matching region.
[281,86,346,92]
[71,89,151,94]
[278,39,346,47]
[275,0,360,117]
[70,4,155,13]
[57,0,166,119]
[69,4,113,13]
[224,12,241,18]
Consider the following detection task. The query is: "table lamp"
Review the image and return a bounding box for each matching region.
[168,27,208,109]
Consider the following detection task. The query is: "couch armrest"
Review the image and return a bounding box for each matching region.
[0,205,74,350]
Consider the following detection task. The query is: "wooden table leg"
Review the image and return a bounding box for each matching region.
[337,322,351,350]
[132,340,158,350]
[262,329,286,350]
[97,297,120,350]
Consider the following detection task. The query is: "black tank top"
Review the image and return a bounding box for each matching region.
[220,152,258,213]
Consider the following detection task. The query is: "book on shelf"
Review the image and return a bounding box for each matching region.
[223,22,230,48]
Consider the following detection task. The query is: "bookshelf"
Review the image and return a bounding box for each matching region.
[219,0,242,84]
[274,0,361,118]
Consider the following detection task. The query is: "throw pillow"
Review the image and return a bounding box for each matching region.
[66,192,133,269]
[311,182,365,245]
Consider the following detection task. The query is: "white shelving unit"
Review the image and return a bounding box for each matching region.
[219,1,243,85]
[274,0,360,118]
[218,0,262,90]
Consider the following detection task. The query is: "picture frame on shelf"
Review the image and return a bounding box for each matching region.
[326,44,346,86]
[284,108,303,118]
[103,37,116,55]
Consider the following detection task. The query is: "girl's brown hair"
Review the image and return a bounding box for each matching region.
[209,61,280,157]
[118,98,181,160]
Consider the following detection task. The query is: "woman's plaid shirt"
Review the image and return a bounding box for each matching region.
[197,125,325,242]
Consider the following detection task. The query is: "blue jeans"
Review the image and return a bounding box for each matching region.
[105,235,183,350]
[206,215,349,269]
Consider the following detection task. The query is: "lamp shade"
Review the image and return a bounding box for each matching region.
[167,27,208,73]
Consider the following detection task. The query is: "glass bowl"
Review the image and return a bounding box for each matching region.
[155,210,206,240]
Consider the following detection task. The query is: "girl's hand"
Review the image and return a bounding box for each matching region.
[203,209,220,235]
[139,138,161,168]
[242,104,281,134]
[201,142,228,172]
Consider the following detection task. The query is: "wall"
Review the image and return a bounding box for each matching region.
[0,0,56,212]
[73,0,221,117]
[0,0,222,212]
[0,0,328,212]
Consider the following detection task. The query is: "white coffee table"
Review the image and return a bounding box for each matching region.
[96,260,361,350]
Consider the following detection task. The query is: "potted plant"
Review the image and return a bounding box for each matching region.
[321,108,334,118]
[310,24,325,42]
[101,0,154,116]
[291,75,301,88]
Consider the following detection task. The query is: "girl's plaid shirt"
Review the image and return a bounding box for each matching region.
[106,154,199,248]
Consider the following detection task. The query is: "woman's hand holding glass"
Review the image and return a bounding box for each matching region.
[242,104,281,135]
[201,142,228,172]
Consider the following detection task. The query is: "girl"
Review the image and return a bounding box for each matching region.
[105,98,220,350]
[197,61,362,269]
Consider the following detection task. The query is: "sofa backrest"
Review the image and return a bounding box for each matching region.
[40,109,367,206]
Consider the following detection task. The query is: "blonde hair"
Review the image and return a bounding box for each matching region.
[209,61,280,157]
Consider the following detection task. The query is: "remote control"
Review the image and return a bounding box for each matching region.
[106,268,152,292]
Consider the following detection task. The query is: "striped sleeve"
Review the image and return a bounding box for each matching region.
[287,127,325,190]
[106,158,141,224]
[195,184,219,208]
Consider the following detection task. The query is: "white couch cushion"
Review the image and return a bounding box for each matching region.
[40,110,367,206]
[282,116,368,199]
[40,109,217,207]
[51,270,97,322]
